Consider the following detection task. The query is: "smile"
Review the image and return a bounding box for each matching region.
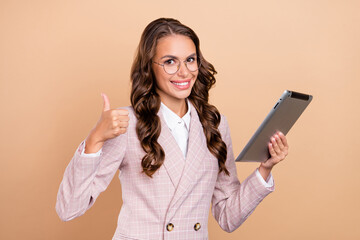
[171,80,191,89]
[172,82,188,86]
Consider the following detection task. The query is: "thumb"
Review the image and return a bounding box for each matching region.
[101,93,110,111]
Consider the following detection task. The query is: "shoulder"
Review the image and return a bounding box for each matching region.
[219,114,230,133]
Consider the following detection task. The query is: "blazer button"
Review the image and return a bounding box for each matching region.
[166,223,174,232]
[194,222,201,231]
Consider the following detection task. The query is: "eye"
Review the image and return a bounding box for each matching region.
[164,59,176,65]
[187,56,196,63]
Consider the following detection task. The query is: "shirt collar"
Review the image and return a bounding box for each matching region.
[160,99,191,131]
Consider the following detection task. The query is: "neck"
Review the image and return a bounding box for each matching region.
[162,99,188,118]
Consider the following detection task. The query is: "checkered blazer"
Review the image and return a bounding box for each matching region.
[56,104,274,240]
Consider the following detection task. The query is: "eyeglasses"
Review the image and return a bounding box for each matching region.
[153,55,200,75]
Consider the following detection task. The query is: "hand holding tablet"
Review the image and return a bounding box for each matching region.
[260,131,289,169]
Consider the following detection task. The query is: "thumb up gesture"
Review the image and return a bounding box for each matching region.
[85,93,129,153]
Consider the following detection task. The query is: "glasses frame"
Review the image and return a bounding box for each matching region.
[152,56,201,75]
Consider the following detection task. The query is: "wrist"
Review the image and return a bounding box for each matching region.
[258,165,272,181]
[259,163,273,171]
[85,131,104,154]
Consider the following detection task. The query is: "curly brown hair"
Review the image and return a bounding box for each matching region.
[130,18,229,177]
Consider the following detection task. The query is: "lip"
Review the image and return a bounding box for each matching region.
[170,79,191,90]
[171,79,191,83]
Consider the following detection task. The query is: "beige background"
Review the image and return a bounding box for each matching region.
[1,0,359,239]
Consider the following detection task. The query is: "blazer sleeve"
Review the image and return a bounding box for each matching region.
[211,115,274,232]
[55,131,127,222]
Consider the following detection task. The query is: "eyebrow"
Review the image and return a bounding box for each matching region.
[160,53,197,60]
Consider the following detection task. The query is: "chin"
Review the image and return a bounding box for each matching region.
[174,90,192,100]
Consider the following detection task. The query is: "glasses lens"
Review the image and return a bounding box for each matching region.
[186,58,199,72]
[164,59,180,74]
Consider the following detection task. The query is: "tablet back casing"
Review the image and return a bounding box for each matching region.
[235,90,312,162]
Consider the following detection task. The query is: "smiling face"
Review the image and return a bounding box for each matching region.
[152,34,198,112]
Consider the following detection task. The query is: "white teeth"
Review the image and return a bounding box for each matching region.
[172,82,189,86]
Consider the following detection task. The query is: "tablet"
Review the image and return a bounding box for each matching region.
[235,90,313,162]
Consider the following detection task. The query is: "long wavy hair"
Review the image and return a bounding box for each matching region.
[130,18,229,177]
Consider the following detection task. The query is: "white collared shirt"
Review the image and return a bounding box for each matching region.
[160,100,191,158]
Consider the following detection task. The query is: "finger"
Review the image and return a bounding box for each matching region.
[102,93,111,112]
[278,131,288,148]
[115,115,130,123]
[271,137,281,154]
[113,127,124,136]
[112,121,119,128]
[117,121,129,128]
[275,134,285,149]
[114,127,127,135]
[119,115,130,123]
[119,127,127,134]
[268,142,277,157]
[113,109,129,117]
[111,116,129,127]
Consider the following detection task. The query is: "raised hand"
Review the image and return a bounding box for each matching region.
[85,93,129,153]
[258,131,289,180]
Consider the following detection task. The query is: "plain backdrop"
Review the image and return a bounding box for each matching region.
[0,0,359,239]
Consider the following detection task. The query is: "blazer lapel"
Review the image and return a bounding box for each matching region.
[158,110,186,188]
[166,104,207,218]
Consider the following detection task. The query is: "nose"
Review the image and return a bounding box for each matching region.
[177,61,190,77]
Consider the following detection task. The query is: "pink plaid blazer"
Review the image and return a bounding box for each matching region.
[56,105,274,239]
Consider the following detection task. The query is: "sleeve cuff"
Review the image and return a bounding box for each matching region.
[80,141,102,157]
[255,169,274,188]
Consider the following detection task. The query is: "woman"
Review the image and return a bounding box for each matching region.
[56,18,288,239]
